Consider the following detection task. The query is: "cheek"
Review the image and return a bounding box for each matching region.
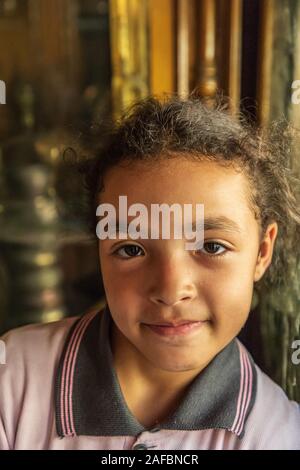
[103,265,142,299]
[204,258,256,327]
[100,249,145,294]
[100,259,142,320]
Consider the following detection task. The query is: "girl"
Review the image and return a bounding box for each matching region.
[1,94,300,449]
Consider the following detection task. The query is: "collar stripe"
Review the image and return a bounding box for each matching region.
[67,314,95,436]
[231,342,245,434]
[235,347,250,434]
[60,311,98,437]
[230,342,253,436]
[236,348,253,435]
[61,315,88,436]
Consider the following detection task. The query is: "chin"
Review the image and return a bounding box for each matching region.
[147,354,202,373]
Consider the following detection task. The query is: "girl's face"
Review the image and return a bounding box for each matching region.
[98,157,277,373]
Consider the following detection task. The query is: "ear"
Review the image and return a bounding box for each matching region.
[254,222,278,282]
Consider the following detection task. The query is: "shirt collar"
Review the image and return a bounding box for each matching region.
[55,305,257,439]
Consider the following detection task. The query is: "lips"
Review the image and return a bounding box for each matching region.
[146,320,202,327]
[144,320,206,337]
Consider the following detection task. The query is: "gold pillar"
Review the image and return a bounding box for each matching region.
[216,0,243,112]
[196,0,218,99]
[109,0,150,117]
[257,0,274,125]
[149,0,175,96]
[176,0,194,97]
[226,0,243,111]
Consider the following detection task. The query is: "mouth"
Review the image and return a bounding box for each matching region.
[147,320,202,327]
[142,320,207,337]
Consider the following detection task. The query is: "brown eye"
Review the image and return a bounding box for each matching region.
[198,242,228,257]
[204,242,222,254]
[115,244,144,258]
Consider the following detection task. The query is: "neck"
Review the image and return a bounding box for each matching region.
[110,321,204,397]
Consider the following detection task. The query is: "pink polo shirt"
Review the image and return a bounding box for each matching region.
[0,305,299,450]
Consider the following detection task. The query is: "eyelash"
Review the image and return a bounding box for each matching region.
[112,242,229,260]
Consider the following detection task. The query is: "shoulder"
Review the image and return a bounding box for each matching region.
[0,315,79,371]
[0,315,81,401]
[243,364,300,449]
[0,315,81,449]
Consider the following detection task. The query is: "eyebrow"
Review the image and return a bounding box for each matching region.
[193,216,242,233]
[113,216,242,234]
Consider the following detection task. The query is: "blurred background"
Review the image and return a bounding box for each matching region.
[0,0,299,400]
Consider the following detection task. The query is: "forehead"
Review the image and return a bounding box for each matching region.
[97,157,261,240]
[100,157,254,221]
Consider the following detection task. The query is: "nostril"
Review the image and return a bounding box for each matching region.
[152,296,192,306]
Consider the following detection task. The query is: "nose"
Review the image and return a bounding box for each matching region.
[148,256,197,307]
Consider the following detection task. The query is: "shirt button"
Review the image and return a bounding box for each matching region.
[132,443,148,450]
[149,427,160,433]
